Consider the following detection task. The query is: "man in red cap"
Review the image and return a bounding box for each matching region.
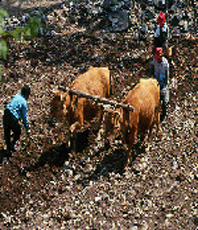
[149,47,169,121]
[153,11,169,55]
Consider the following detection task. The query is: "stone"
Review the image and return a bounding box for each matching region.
[108,10,129,32]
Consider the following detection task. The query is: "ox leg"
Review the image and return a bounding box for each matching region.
[139,131,150,152]
[70,121,81,134]
[156,112,162,138]
[69,131,76,154]
[70,108,85,154]
[145,124,155,152]
[69,121,82,154]
[125,149,133,170]
[125,127,137,169]
[155,107,162,138]
[97,107,104,130]
[139,131,146,144]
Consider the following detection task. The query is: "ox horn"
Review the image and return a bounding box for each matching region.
[114,110,121,116]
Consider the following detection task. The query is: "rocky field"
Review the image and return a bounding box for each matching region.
[0,0,197,229]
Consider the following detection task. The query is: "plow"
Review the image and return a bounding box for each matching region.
[58,85,135,112]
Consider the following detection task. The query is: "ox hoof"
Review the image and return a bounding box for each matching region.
[124,165,129,171]
[124,158,133,170]
[156,130,162,139]
[145,145,150,152]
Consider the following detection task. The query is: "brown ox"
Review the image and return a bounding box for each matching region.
[101,78,162,168]
[50,66,113,150]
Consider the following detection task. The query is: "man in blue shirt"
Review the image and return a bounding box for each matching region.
[3,85,31,161]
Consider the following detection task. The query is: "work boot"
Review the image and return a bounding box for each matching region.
[2,157,8,165]
[10,141,17,152]
[11,146,17,152]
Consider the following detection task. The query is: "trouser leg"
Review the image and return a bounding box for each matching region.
[161,99,167,122]
[3,109,21,155]
[160,88,169,122]
[3,110,11,157]
[11,119,21,150]
[3,126,11,155]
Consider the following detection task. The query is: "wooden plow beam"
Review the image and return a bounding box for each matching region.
[58,85,135,112]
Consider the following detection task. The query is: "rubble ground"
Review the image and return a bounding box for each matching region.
[0,0,197,229]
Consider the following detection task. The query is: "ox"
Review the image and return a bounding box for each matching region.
[101,78,162,168]
[50,66,113,151]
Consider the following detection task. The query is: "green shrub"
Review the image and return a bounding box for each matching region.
[0,8,41,80]
[0,8,41,60]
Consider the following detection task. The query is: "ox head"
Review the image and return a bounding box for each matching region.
[102,105,121,141]
[49,90,66,126]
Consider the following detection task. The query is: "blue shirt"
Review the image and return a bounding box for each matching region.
[6,93,30,130]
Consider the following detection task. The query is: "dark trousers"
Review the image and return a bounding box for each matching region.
[3,108,21,157]
[160,88,169,122]
[153,37,167,54]
[161,96,167,122]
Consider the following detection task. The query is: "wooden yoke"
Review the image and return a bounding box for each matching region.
[58,85,135,112]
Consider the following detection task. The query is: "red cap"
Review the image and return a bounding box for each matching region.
[154,47,163,60]
[157,12,165,27]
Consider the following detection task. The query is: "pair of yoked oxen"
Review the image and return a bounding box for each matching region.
[50,66,162,168]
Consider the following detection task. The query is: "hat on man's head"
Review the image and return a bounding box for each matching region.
[154,47,163,60]
[157,12,165,27]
